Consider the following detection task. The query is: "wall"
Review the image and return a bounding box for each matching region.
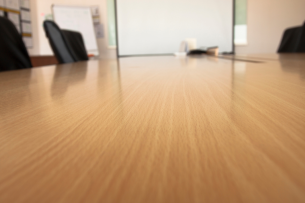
[236,0,305,54]
[23,0,39,55]
[29,0,305,56]
[32,0,116,58]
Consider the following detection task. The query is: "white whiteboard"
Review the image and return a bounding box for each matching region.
[53,5,99,56]
[117,0,234,56]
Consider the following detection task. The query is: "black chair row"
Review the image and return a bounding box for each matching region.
[1,16,305,72]
[0,17,88,72]
[278,22,305,53]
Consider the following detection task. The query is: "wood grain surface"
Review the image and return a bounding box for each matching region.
[0,55,305,203]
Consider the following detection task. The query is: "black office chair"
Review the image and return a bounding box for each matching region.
[278,21,305,53]
[43,20,75,64]
[43,20,89,64]
[0,17,32,72]
[62,30,89,61]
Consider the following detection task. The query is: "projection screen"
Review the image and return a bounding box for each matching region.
[116,0,234,56]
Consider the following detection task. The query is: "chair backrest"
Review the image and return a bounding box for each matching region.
[278,22,305,53]
[62,30,89,61]
[43,20,75,64]
[0,17,32,72]
[297,22,305,52]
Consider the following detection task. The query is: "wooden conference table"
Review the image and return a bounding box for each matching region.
[0,54,305,203]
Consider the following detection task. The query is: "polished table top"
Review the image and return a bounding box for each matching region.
[1,54,305,203]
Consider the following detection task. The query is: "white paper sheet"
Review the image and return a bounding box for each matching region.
[8,12,20,25]
[91,6,99,17]
[93,17,100,24]
[5,0,20,11]
[20,0,30,9]
[94,24,104,38]
[21,10,31,21]
[22,22,32,33]
[23,37,33,47]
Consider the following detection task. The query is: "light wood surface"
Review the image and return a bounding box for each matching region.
[0,54,305,203]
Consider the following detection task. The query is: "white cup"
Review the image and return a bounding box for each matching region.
[186,38,197,50]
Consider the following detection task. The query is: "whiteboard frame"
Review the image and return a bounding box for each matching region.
[52,4,99,56]
[114,0,235,57]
